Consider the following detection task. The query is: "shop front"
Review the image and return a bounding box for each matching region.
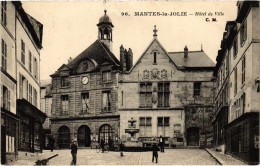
[17,99,46,153]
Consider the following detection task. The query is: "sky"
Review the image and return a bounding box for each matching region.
[22,1,237,80]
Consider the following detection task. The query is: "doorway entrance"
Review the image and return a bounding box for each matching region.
[187,127,199,146]
[77,125,91,147]
[58,126,70,149]
[1,126,6,164]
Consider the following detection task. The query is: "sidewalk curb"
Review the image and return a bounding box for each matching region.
[205,148,225,165]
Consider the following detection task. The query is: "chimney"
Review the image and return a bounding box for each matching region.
[120,45,125,71]
[184,46,188,59]
[68,57,73,63]
[127,48,133,71]
[123,49,127,71]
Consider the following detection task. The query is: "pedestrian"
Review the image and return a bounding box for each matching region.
[49,136,55,152]
[70,138,78,165]
[119,138,124,157]
[152,143,159,163]
[159,135,165,153]
[108,137,113,150]
[100,137,105,153]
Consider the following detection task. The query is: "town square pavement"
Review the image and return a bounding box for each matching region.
[9,149,219,165]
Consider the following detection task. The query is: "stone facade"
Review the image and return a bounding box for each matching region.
[50,11,122,149]
[119,32,215,148]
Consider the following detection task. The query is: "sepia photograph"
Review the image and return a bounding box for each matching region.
[0,0,259,165]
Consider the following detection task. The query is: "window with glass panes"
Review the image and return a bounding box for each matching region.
[157,117,170,137]
[61,76,70,87]
[99,124,113,143]
[2,85,10,111]
[139,117,152,137]
[2,39,7,71]
[61,95,69,114]
[242,55,245,84]
[233,37,238,59]
[34,57,38,79]
[158,82,170,107]
[21,40,25,64]
[194,82,201,96]
[240,20,247,46]
[1,1,7,25]
[102,91,111,112]
[29,51,32,72]
[82,93,89,113]
[102,71,111,82]
[234,67,237,95]
[139,83,152,108]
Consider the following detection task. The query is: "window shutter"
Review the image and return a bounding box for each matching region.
[244,20,247,41]
[8,89,10,111]
[1,85,3,108]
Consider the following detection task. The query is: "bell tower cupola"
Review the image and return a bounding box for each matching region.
[97,10,114,51]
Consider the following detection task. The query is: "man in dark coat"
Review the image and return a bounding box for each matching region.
[100,137,105,153]
[152,143,160,163]
[159,135,165,153]
[49,136,55,152]
[70,139,78,165]
[108,137,113,150]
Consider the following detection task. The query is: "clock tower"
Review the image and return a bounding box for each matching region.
[97,10,114,52]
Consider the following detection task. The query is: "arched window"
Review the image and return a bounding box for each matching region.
[99,124,113,143]
[58,126,70,149]
[104,28,109,40]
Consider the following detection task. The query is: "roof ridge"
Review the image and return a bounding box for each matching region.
[168,50,203,53]
[97,40,120,66]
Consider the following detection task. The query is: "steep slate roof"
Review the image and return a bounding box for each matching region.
[168,51,215,68]
[40,79,52,88]
[67,39,120,70]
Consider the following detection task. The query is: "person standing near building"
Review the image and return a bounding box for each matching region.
[70,139,78,165]
[119,138,124,157]
[108,137,113,150]
[49,136,55,152]
[152,143,159,163]
[159,135,165,153]
[100,137,105,153]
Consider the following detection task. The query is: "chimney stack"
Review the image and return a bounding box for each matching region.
[184,46,188,59]
[127,48,133,70]
[68,57,73,63]
[120,45,125,72]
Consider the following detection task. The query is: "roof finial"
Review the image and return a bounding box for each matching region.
[201,43,203,51]
[153,25,158,38]
[104,10,107,15]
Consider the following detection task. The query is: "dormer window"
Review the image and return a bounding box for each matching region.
[153,52,157,65]
[61,76,70,87]
[102,71,111,82]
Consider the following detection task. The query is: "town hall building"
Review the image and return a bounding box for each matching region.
[50,10,125,149]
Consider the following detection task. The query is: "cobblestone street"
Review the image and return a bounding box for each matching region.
[10,149,219,165]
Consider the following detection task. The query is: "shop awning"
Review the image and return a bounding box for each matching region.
[17,99,47,123]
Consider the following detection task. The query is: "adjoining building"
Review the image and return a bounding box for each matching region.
[118,26,215,148]
[213,1,259,164]
[50,11,126,149]
[1,1,45,164]
[40,79,52,149]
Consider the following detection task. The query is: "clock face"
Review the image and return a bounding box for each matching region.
[82,76,89,85]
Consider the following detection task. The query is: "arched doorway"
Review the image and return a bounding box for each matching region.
[58,126,70,149]
[187,127,200,146]
[99,124,113,143]
[77,125,91,147]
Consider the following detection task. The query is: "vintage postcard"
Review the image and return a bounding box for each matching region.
[1,1,259,165]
